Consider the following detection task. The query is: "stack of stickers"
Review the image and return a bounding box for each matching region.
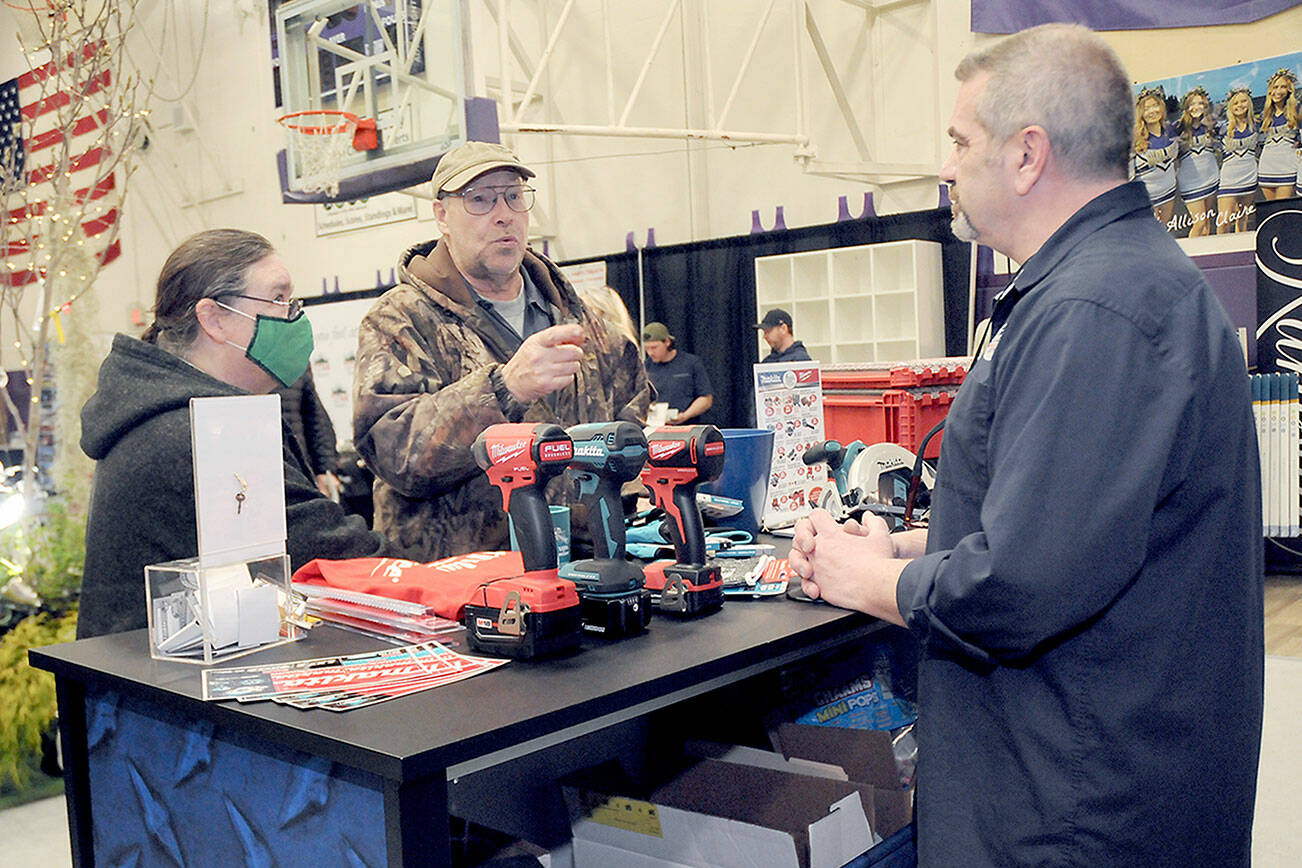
[201,642,506,712]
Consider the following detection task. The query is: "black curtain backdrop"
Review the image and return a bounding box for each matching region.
[561,207,968,428]
[606,250,641,328]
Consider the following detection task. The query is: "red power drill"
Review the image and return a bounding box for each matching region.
[467,422,582,658]
[639,425,727,616]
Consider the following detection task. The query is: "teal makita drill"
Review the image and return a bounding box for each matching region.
[560,421,654,637]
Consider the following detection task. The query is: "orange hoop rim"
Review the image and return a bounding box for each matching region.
[277,110,361,136]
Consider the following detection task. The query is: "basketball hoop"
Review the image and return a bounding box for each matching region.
[277,110,361,198]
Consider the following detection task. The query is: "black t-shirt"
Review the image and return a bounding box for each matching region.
[646,350,712,411]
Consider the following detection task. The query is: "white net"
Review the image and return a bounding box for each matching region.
[278,111,359,198]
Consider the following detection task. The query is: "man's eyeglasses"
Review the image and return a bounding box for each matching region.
[443,184,536,216]
[216,293,303,318]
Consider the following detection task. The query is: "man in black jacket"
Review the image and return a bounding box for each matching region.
[790,24,1262,867]
[755,308,811,363]
[279,369,342,500]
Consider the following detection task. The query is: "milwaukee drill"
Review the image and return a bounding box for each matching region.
[560,421,653,636]
[639,425,727,616]
[466,422,582,657]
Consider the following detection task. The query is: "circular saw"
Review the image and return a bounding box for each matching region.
[805,440,935,529]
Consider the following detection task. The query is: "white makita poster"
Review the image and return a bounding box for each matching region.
[753,361,826,528]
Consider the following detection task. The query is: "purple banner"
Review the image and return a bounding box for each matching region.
[972,0,1302,34]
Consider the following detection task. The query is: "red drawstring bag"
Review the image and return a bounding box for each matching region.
[293,551,526,620]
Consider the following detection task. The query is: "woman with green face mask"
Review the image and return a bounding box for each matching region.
[77,229,394,639]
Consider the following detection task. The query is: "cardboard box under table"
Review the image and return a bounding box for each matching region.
[565,758,870,868]
[770,722,913,850]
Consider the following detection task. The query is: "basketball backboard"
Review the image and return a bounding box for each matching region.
[271,0,496,203]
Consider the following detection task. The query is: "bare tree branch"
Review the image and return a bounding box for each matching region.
[0,0,151,514]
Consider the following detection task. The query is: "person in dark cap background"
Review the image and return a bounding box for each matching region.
[642,321,713,423]
[352,141,649,561]
[755,308,811,363]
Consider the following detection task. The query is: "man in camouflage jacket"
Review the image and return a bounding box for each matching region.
[353,143,649,561]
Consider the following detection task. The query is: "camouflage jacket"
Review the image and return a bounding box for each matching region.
[353,239,649,561]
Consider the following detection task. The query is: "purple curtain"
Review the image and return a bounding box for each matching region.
[972,0,1302,34]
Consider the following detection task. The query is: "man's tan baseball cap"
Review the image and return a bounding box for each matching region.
[431,141,535,195]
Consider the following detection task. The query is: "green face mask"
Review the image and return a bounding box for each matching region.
[220,303,315,388]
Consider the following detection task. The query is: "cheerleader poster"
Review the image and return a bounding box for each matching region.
[302,290,384,450]
[1134,51,1301,238]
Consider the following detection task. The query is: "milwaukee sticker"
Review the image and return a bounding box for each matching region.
[488,440,529,464]
[649,441,685,461]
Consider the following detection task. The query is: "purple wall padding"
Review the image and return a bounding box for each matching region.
[1195,250,1258,368]
[971,0,1302,34]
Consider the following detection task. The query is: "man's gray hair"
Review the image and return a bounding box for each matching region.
[955,24,1133,180]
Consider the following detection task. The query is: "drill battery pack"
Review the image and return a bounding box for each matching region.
[578,589,653,637]
[643,561,725,617]
[462,572,582,659]
[559,556,651,637]
[560,558,652,637]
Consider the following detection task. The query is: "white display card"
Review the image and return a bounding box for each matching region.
[191,395,287,566]
[558,260,608,296]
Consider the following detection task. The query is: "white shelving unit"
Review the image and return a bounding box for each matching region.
[754,239,944,364]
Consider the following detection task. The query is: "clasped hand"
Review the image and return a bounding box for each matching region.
[789,509,900,617]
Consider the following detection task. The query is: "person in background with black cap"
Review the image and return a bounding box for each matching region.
[352,142,648,561]
[641,321,713,423]
[755,307,812,363]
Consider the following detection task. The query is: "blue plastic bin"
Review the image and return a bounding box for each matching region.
[698,428,774,536]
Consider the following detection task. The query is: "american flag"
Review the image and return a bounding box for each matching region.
[1,42,121,289]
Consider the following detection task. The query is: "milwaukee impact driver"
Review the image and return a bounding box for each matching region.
[639,425,727,616]
[467,422,582,658]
